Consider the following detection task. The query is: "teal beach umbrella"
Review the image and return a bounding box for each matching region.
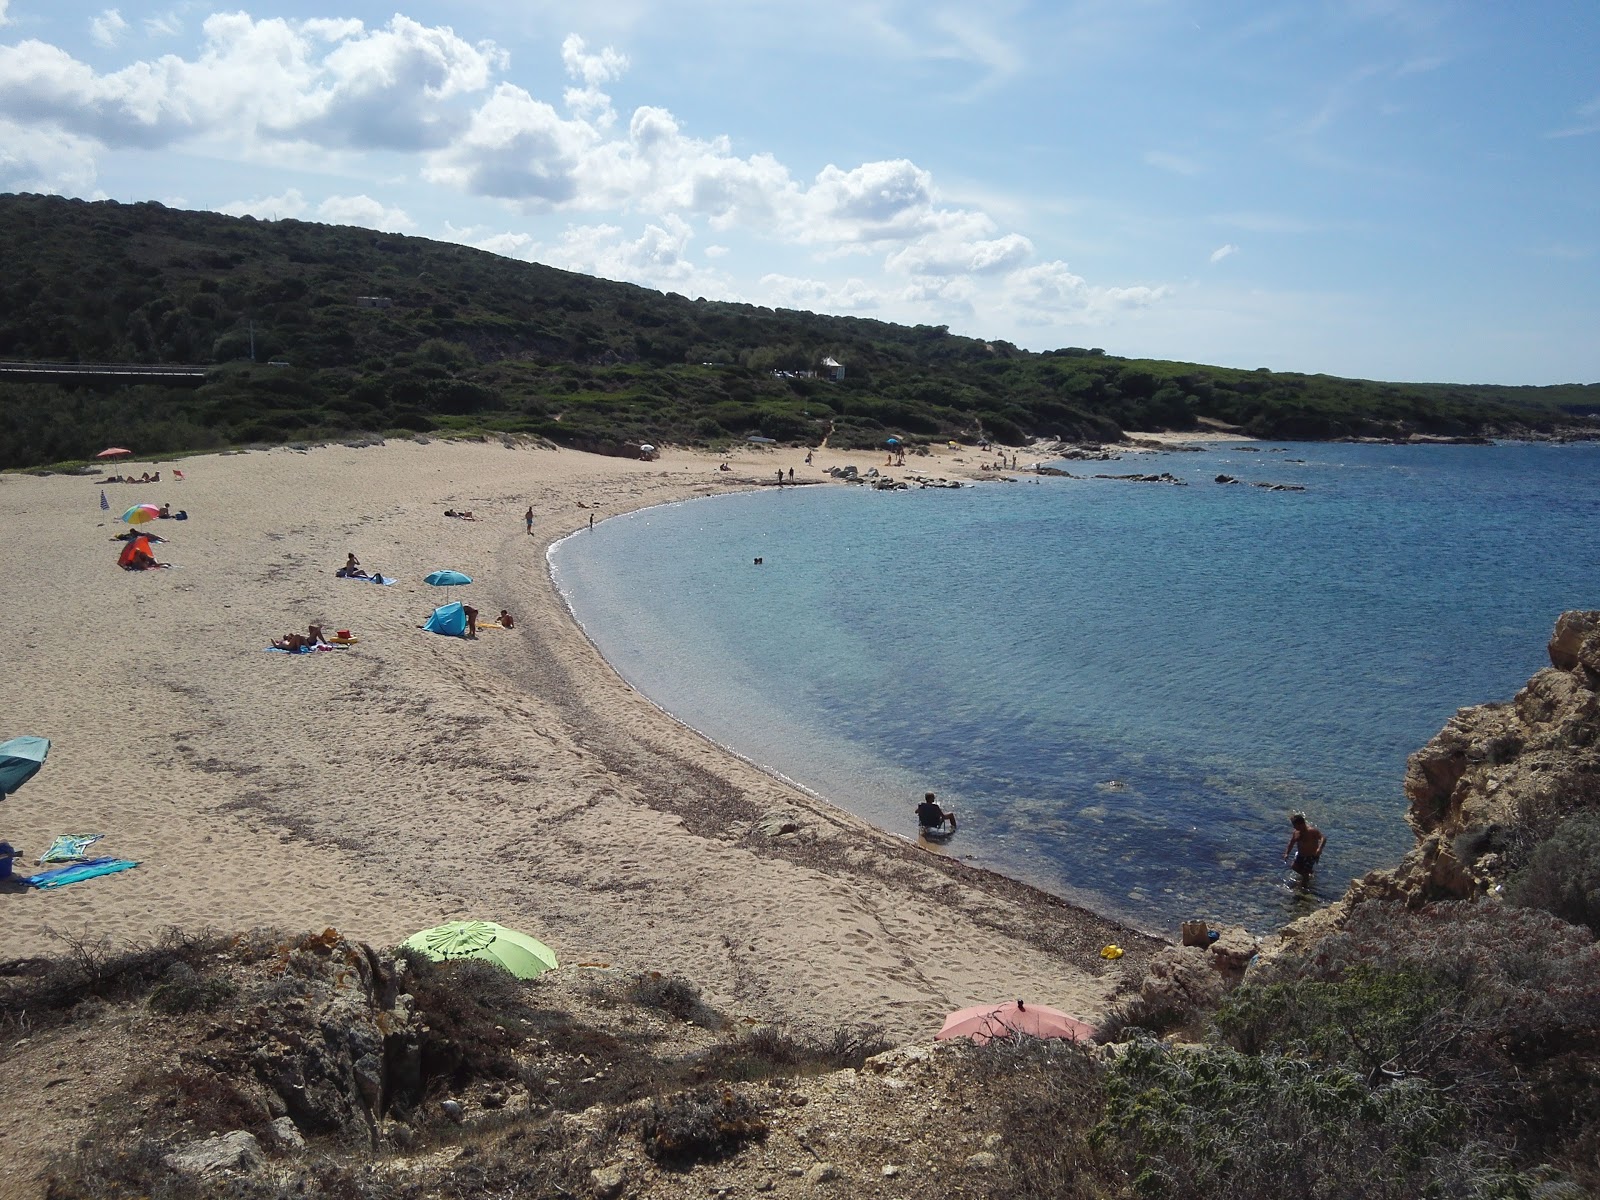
[0,736,50,798]
[425,569,473,585]
[401,921,558,979]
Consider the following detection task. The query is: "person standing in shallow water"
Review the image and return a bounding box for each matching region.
[1283,813,1325,883]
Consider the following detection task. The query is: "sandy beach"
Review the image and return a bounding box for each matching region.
[0,437,1161,1044]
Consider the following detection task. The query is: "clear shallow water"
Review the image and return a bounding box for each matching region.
[551,442,1600,932]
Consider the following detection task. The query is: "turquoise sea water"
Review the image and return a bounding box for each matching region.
[550,442,1600,932]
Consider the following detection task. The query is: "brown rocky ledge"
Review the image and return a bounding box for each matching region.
[1276,610,1600,951]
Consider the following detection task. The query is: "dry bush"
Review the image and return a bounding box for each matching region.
[1095,992,1197,1044]
[631,1085,769,1168]
[948,1036,1115,1200]
[692,1022,890,1083]
[625,971,724,1029]
[0,928,232,1036]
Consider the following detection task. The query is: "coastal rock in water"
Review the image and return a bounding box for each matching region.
[1214,475,1239,485]
[1343,610,1600,910]
[1251,481,1307,492]
[1092,472,1188,486]
[1032,466,1077,478]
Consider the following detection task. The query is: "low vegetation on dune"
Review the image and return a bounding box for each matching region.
[7,856,1600,1199]
[3,192,1597,471]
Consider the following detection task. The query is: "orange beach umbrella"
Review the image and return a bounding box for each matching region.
[96,447,134,458]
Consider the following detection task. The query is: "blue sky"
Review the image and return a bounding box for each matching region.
[1,0,1596,385]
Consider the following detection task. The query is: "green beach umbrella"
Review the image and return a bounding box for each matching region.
[401,920,558,979]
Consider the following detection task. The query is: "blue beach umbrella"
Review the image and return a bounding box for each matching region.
[886,436,901,446]
[0,736,50,798]
[425,569,473,586]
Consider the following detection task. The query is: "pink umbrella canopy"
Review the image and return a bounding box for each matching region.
[935,999,1096,1046]
[96,447,134,458]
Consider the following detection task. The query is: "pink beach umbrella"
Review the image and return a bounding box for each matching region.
[935,999,1096,1046]
[96,447,134,459]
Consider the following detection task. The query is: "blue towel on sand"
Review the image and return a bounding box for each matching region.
[338,573,396,585]
[26,857,139,889]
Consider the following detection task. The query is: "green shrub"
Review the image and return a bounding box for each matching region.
[1506,812,1600,935]
[1093,1039,1528,1200]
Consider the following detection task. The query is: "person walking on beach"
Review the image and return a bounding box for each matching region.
[524,506,534,535]
[1283,813,1325,883]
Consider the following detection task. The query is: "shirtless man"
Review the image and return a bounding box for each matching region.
[1283,813,1326,882]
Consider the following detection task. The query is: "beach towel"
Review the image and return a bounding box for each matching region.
[266,644,344,653]
[338,573,396,585]
[39,833,105,863]
[26,857,140,889]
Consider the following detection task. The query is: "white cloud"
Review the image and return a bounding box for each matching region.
[219,188,310,220]
[90,9,129,48]
[0,11,1167,338]
[1209,243,1239,263]
[0,117,99,192]
[219,188,412,231]
[423,82,595,204]
[1144,150,1203,176]
[0,13,504,153]
[317,193,413,230]
[758,273,883,313]
[145,12,182,38]
[0,0,10,26]
[1545,93,1600,139]
[1004,261,1168,325]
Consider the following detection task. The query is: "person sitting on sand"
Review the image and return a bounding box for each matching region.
[336,552,369,579]
[498,609,514,629]
[916,792,957,833]
[157,503,171,518]
[125,549,169,570]
[0,841,18,881]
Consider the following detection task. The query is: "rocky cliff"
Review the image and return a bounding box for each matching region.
[1315,611,1600,923]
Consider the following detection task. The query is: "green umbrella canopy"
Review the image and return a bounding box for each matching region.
[401,920,558,979]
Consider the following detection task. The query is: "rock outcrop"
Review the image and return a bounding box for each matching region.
[1347,611,1600,909]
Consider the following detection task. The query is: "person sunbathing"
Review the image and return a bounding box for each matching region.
[498,609,515,629]
[272,632,310,651]
[125,549,169,570]
[335,552,369,578]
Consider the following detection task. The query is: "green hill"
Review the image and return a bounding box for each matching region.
[1,192,1596,470]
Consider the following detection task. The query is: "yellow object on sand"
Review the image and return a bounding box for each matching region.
[1100,944,1124,960]
[329,636,360,645]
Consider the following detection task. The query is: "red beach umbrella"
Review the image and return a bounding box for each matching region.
[935,999,1096,1046]
[96,447,134,458]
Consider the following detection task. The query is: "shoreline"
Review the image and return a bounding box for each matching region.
[0,436,1163,1044]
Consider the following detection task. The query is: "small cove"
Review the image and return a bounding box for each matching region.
[551,441,1600,931]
